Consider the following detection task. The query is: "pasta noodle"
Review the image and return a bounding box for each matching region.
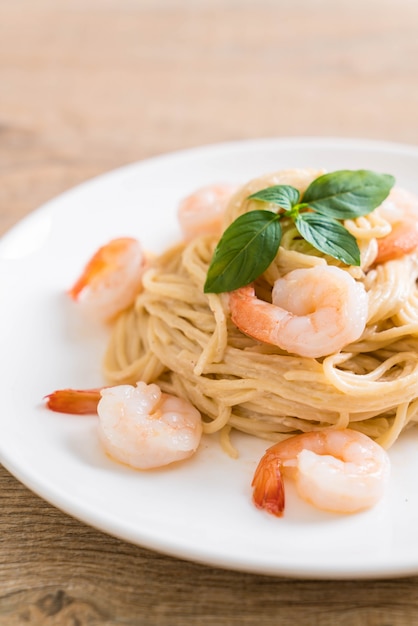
[103,169,418,453]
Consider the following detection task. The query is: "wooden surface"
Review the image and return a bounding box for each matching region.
[2,1,418,623]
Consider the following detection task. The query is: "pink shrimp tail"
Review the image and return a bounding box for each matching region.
[44,388,103,414]
[251,450,285,517]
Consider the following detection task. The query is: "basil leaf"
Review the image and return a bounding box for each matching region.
[204,210,282,293]
[295,212,361,266]
[248,185,300,211]
[302,170,395,219]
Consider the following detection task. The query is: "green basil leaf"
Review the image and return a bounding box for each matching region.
[295,212,361,266]
[248,185,300,211]
[302,170,395,219]
[204,210,282,293]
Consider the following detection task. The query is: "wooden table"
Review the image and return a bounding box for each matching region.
[2,1,418,623]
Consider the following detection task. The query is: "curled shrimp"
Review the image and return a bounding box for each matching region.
[252,429,390,516]
[177,184,238,241]
[229,265,368,358]
[45,383,203,469]
[68,237,146,322]
[375,187,418,264]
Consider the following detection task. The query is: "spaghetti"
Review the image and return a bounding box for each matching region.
[102,169,418,453]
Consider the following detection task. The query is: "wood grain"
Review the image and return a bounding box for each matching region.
[2,1,418,623]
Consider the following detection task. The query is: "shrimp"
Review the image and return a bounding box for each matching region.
[252,429,390,516]
[375,187,418,264]
[97,382,202,469]
[68,237,146,322]
[45,383,203,469]
[228,265,368,358]
[177,184,238,241]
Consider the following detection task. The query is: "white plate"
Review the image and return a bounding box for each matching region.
[2,137,418,580]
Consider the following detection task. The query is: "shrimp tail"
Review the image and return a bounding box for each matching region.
[44,388,102,414]
[251,450,285,517]
[68,253,107,300]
